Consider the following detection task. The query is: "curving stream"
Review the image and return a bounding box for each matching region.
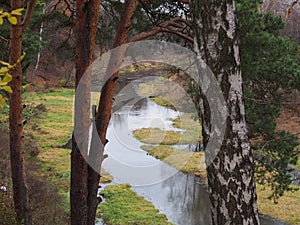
[98,91,289,225]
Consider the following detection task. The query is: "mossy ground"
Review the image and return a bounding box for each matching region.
[98,184,173,225]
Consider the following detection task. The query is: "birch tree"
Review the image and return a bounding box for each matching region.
[191,0,260,224]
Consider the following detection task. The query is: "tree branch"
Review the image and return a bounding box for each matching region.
[129,17,192,42]
[129,26,193,42]
[22,0,37,34]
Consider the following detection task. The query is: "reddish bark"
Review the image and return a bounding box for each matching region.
[9,0,30,224]
[86,2,140,224]
[95,0,139,152]
[71,1,100,225]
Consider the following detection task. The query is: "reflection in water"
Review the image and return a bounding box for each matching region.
[133,174,211,225]
[102,97,213,224]
[102,98,181,186]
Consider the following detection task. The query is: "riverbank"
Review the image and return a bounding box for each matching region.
[0,88,174,225]
[132,107,300,225]
[98,184,173,225]
[0,88,74,224]
[1,87,299,225]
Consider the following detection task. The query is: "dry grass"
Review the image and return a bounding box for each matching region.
[257,184,300,225]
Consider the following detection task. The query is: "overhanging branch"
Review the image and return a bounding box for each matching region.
[129,17,192,42]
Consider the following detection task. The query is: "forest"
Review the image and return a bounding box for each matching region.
[0,0,300,225]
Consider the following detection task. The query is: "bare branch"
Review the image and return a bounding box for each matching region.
[0,35,9,42]
[129,18,192,43]
[22,0,37,34]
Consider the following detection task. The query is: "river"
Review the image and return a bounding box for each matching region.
[97,77,289,225]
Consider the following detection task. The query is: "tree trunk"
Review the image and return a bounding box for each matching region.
[87,1,139,224]
[71,1,100,225]
[9,0,30,224]
[191,1,260,224]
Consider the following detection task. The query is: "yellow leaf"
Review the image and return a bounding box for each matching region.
[16,53,26,64]
[10,8,24,16]
[0,8,3,14]
[22,83,31,89]
[8,16,17,25]
[20,52,26,61]
[0,95,4,108]
[2,73,12,83]
[1,85,12,93]
[0,67,8,74]
[2,12,9,17]
[0,16,3,25]
[7,64,14,69]
[0,61,10,66]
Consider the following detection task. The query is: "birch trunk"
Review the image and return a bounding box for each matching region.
[191,1,260,224]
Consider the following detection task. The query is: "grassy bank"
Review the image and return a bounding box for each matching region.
[133,113,202,145]
[98,184,173,225]
[22,89,74,192]
[134,130,300,225]
[0,89,75,224]
[132,105,300,225]
[141,145,206,178]
[1,88,172,224]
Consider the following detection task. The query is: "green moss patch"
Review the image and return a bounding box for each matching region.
[133,127,201,146]
[133,128,181,145]
[141,145,206,178]
[98,184,173,225]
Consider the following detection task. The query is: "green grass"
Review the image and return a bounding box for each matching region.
[141,145,206,178]
[133,114,202,145]
[21,89,75,192]
[98,184,173,225]
[133,128,181,145]
[141,145,300,225]
[296,158,300,170]
[149,96,176,110]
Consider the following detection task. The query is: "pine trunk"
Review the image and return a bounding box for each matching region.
[71,1,100,225]
[191,1,260,224]
[90,1,139,224]
[9,0,31,224]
